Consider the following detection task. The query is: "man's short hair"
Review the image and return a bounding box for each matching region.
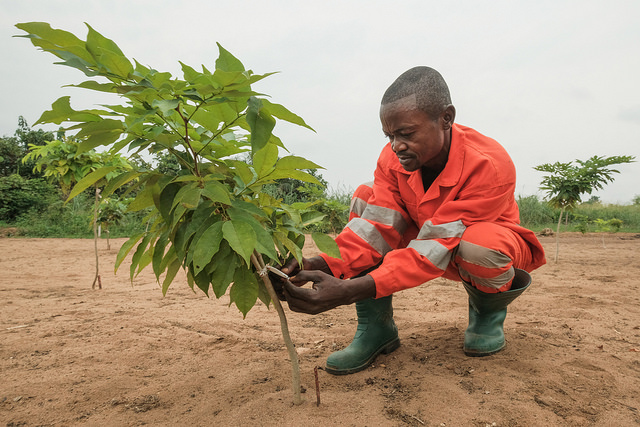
[381,67,452,120]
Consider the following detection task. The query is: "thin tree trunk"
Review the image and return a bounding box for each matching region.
[251,252,302,405]
[92,187,102,289]
[554,207,564,263]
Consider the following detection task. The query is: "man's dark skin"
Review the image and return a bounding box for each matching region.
[281,94,456,314]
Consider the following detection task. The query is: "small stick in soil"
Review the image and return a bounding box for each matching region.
[314,366,321,406]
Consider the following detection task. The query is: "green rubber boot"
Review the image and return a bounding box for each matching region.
[325,295,400,375]
[462,268,531,357]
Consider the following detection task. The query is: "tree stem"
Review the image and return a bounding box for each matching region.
[92,186,101,289]
[554,206,564,263]
[250,251,302,405]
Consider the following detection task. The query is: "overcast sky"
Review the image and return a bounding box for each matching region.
[2,1,639,203]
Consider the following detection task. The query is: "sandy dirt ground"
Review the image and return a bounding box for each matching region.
[1,233,639,426]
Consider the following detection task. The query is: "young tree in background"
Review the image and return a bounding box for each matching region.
[534,155,635,262]
[24,138,132,288]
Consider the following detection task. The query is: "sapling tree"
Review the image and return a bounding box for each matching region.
[593,218,623,248]
[97,197,129,250]
[24,138,132,288]
[17,22,340,405]
[534,155,635,262]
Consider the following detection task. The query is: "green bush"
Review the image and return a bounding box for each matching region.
[0,174,59,221]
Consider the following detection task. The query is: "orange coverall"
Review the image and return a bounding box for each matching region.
[320,124,546,297]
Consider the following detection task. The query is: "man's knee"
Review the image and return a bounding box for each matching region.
[350,181,374,219]
[455,223,521,293]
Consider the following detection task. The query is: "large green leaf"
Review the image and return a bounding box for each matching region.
[101,170,142,198]
[252,143,278,179]
[228,207,279,261]
[230,268,258,317]
[210,242,237,298]
[115,233,144,272]
[152,231,170,281]
[162,257,181,296]
[15,22,95,66]
[35,96,101,125]
[274,230,303,265]
[127,184,155,212]
[85,23,133,77]
[261,99,314,131]
[201,181,231,205]
[246,97,276,153]
[191,222,224,276]
[215,43,245,72]
[130,233,153,281]
[311,232,341,259]
[66,166,118,201]
[222,220,256,266]
[276,155,322,170]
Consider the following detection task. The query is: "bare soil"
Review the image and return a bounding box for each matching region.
[1,234,639,426]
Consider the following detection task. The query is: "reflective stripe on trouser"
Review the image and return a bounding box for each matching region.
[349,182,374,220]
[451,222,533,294]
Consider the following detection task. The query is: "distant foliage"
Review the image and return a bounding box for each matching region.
[0,174,59,221]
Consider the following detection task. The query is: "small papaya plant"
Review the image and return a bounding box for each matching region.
[16,21,340,405]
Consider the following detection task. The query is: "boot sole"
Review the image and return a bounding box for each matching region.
[464,342,505,357]
[325,338,400,376]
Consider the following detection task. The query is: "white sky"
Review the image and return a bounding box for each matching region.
[2,0,639,203]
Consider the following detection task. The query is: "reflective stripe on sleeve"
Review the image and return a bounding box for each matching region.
[416,219,466,240]
[346,217,393,256]
[406,239,452,270]
[361,205,408,235]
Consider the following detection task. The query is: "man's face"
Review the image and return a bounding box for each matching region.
[380,95,451,172]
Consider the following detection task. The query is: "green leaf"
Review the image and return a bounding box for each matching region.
[152,99,180,115]
[215,43,245,72]
[257,279,271,308]
[201,181,231,205]
[267,169,322,185]
[127,184,155,212]
[85,23,133,76]
[210,242,237,298]
[274,230,303,265]
[101,170,141,198]
[130,233,152,281]
[157,182,181,220]
[152,231,170,281]
[246,97,276,153]
[222,220,256,266]
[261,99,314,131]
[252,143,278,178]
[35,96,101,125]
[311,232,341,259]
[276,155,322,171]
[230,268,259,318]
[66,166,118,201]
[115,233,144,272]
[230,199,267,218]
[162,257,181,296]
[228,207,278,261]
[191,222,224,276]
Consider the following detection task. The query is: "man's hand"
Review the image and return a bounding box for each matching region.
[268,256,331,301]
[283,271,376,315]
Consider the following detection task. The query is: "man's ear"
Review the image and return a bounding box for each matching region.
[441,105,456,130]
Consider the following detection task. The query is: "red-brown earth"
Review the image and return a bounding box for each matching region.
[1,233,639,426]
